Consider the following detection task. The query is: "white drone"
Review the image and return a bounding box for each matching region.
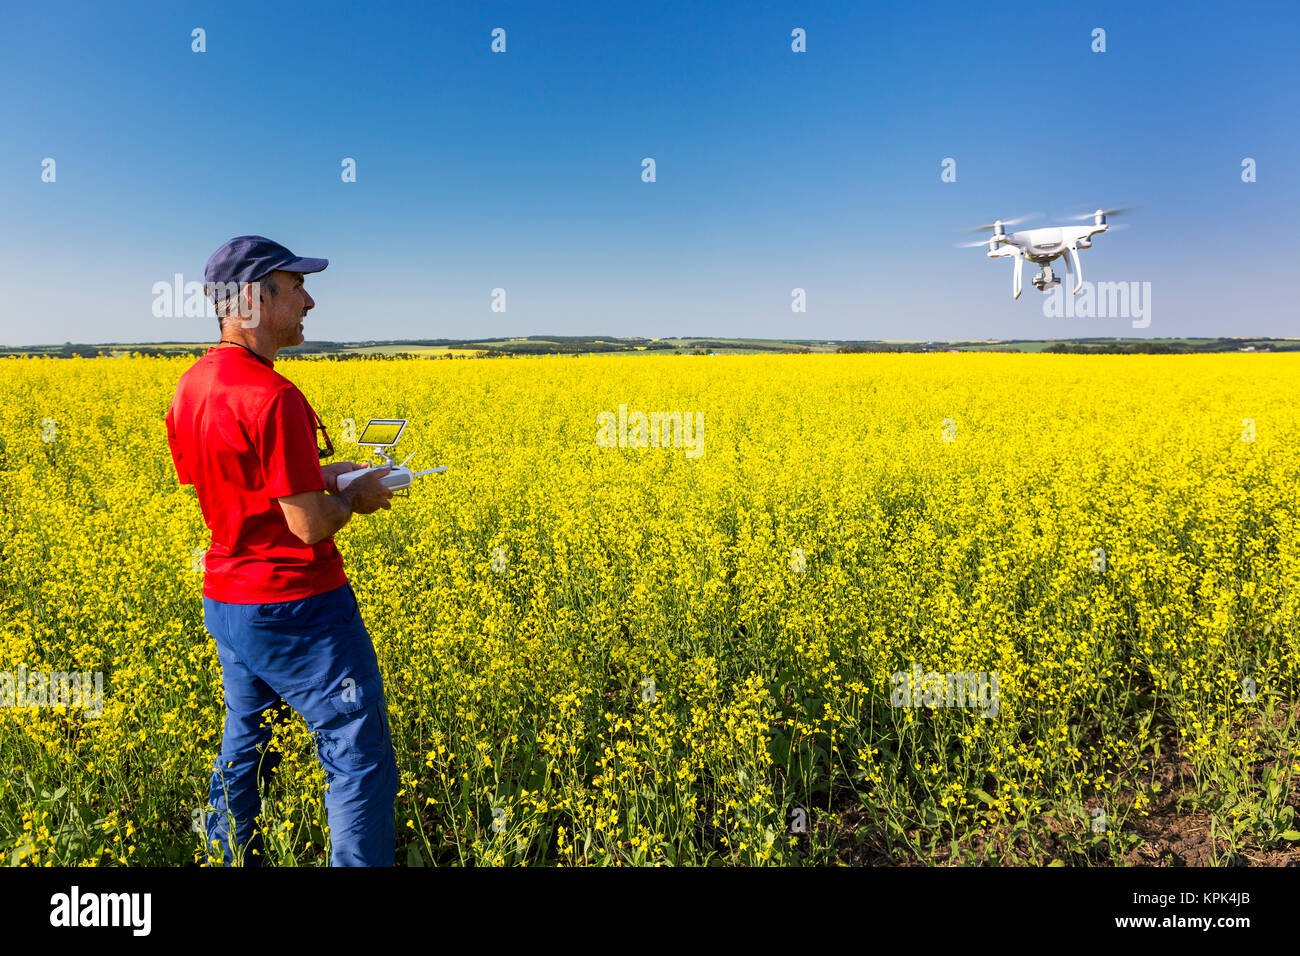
[959,207,1134,298]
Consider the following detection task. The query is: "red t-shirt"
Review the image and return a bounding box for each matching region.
[165,345,347,603]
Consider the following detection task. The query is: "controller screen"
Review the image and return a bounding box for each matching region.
[358,419,406,446]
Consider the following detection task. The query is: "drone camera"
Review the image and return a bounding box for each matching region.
[1031,268,1061,292]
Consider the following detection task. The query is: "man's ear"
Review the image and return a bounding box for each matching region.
[234,281,258,325]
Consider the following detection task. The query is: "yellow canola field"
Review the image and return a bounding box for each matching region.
[0,353,1296,865]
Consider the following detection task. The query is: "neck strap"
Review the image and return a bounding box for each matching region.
[218,340,273,369]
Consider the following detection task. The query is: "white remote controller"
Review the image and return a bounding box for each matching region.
[336,463,447,493]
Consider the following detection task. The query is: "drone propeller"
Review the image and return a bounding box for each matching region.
[1064,204,1142,222]
[956,237,999,248]
[965,212,1042,234]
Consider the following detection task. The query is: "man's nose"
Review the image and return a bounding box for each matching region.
[303,290,315,310]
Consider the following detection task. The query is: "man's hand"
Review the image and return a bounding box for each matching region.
[322,461,366,493]
[341,467,394,515]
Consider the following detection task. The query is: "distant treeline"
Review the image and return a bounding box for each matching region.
[837,343,926,353]
[690,341,811,353]
[311,336,679,357]
[483,339,674,355]
[0,345,210,359]
[836,338,1300,355]
[1042,339,1300,354]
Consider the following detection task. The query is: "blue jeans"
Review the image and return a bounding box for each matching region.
[201,582,398,866]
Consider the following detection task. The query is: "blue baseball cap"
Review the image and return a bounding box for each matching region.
[204,235,328,288]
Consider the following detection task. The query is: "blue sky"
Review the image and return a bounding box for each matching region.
[2,0,1296,345]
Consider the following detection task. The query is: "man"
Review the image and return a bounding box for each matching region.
[165,235,399,866]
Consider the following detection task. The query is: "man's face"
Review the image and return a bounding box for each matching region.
[257,269,314,347]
